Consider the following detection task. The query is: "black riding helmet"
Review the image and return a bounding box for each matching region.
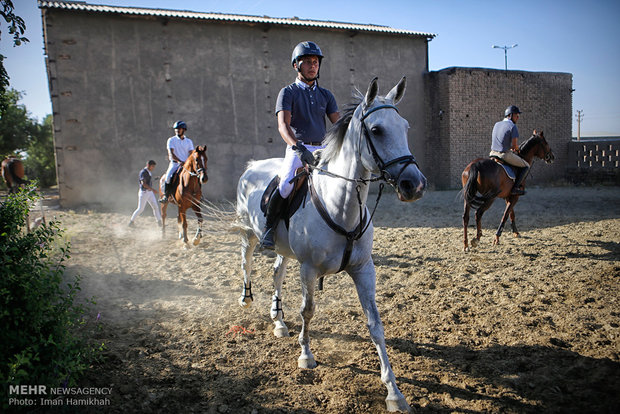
[173,120,187,130]
[504,105,521,117]
[291,41,323,80]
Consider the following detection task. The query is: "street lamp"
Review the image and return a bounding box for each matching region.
[492,44,518,71]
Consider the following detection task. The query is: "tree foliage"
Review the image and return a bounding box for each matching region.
[1,0,29,98]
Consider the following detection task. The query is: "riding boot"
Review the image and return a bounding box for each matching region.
[159,183,171,203]
[510,166,530,195]
[260,189,285,250]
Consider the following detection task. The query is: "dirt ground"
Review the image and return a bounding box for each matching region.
[41,186,619,413]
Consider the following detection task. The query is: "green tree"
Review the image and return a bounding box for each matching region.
[0,88,32,155]
[24,114,57,187]
[0,0,28,99]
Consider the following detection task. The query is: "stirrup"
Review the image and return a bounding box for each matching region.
[159,196,168,204]
[260,228,276,250]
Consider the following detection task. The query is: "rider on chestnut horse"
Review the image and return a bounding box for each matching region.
[489,105,530,195]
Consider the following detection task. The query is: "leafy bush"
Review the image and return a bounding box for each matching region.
[0,186,101,409]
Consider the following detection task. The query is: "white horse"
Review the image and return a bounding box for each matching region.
[236,77,426,412]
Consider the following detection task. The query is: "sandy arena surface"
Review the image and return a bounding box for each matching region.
[44,186,619,413]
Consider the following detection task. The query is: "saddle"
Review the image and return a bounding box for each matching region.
[490,156,516,181]
[260,167,309,230]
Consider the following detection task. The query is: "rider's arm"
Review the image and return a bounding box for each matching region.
[168,148,182,163]
[327,112,340,124]
[511,138,519,152]
[277,110,299,147]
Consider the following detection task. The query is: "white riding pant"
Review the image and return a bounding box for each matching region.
[489,150,530,168]
[130,189,162,222]
[164,161,181,184]
[277,144,323,198]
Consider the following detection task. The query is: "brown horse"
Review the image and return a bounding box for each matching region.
[1,157,28,193]
[160,146,208,246]
[461,130,554,251]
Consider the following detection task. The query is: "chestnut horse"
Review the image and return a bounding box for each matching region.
[159,146,208,246]
[461,130,554,251]
[1,157,28,193]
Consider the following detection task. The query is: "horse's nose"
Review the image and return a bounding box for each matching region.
[397,172,426,202]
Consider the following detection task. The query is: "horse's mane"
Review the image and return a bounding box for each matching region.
[319,91,364,164]
[519,134,542,155]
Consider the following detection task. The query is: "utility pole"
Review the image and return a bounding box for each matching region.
[492,44,518,71]
[576,110,584,140]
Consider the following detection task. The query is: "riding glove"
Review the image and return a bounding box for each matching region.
[292,141,317,166]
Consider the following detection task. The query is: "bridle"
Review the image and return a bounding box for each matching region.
[183,152,207,180]
[358,104,418,187]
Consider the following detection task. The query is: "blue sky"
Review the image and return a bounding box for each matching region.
[2,0,619,136]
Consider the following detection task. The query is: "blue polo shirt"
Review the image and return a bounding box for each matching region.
[139,167,152,191]
[275,80,338,144]
[491,118,519,152]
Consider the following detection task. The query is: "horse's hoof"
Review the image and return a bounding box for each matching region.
[513,232,520,238]
[386,396,411,412]
[238,296,252,308]
[273,326,290,338]
[298,356,317,369]
[464,246,470,252]
[192,238,200,246]
[471,239,479,248]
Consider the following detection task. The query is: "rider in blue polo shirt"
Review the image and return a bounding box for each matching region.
[260,41,340,249]
[490,105,530,195]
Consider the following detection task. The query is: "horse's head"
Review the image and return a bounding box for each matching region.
[189,145,208,183]
[523,130,554,164]
[356,77,427,201]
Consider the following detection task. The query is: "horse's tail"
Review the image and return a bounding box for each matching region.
[464,160,498,210]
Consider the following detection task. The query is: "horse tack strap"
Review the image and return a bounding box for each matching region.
[307,173,368,273]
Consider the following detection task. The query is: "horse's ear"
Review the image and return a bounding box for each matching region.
[386,76,407,105]
[363,77,379,109]
[195,145,200,152]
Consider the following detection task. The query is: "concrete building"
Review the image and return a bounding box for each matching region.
[39,1,573,208]
[40,1,434,208]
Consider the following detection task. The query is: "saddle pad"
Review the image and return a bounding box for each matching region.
[499,163,516,180]
[490,157,516,181]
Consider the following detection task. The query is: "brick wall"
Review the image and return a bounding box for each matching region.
[425,67,572,189]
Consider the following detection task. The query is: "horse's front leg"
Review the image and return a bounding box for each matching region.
[192,204,203,246]
[463,199,471,251]
[178,210,188,245]
[271,255,290,337]
[494,199,515,245]
[298,262,319,369]
[161,202,167,237]
[350,261,410,412]
[238,229,258,308]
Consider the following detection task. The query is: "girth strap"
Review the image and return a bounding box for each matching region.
[308,173,379,273]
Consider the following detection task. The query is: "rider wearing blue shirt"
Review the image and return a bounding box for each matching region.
[260,41,340,249]
[490,105,530,195]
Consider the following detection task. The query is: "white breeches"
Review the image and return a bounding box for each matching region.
[164,161,181,184]
[131,189,162,222]
[277,144,323,198]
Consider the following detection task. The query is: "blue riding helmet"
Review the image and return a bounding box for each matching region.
[504,105,521,117]
[291,41,323,67]
[173,120,187,130]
